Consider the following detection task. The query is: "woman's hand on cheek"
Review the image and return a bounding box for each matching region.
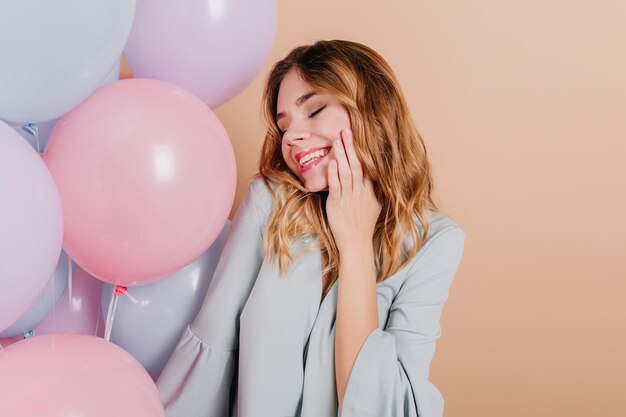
[326,128,382,252]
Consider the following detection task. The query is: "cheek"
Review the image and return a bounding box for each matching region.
[320,109,351,136]
[281,142,292,164]
[281,143,299,173]
[339,109,351,127]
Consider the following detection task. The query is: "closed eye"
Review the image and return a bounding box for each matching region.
[278,104,327,137]
[278,124,286,137]
[309,104,326,118]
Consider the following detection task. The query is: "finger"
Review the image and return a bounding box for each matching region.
[364,174,375,185]
[364,176,376,195]
[364,175,378,197]
[327,159,341,198]
[334,138,352,193]
[341,128,363,186]
[363,177,381,208]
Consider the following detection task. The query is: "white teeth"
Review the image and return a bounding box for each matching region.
[299,149,328,167]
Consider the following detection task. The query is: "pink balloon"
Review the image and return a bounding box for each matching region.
[0,121,63,333]
[0,334,164,417]
[44,78,237,286]
[35,264,104,337]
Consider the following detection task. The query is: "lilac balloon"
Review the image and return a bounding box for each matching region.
[35,262,104,337]
[102,220,230,374]
[124,0,277,108]
[0,121,63,333]
[0,252,68,338]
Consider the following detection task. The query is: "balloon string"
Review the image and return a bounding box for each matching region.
[94,297,102,337]
[104,285,138,341]
[104,287,118,341]
[50,273,56,332]
[67,254,73,311]
[21,123,40,152]
[114,285,138,304]
[35,124,40,153]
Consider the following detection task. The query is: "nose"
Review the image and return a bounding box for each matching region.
[282,123,311,146]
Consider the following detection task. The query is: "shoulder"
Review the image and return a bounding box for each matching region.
[246,175,276,228]
[425,209,465,239]
[404,209,467,273]
[409,208,466,245]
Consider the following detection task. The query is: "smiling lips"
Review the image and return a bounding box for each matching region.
[295,146,332,174]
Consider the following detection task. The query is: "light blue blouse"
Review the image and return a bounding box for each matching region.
[157,177,466,417]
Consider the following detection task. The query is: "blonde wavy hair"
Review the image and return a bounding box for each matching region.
[257,40,440,299]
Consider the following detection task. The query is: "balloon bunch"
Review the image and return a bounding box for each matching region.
[0,1,276,415]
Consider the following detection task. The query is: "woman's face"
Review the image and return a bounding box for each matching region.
[276,68,351,192]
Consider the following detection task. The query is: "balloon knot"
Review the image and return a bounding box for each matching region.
[114,285,128,296]
[21,123,38,137]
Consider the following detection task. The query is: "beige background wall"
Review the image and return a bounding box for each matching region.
[128,1,626,416]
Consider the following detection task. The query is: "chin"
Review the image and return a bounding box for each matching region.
[302,177,329,193]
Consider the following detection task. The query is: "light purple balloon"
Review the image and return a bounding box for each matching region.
[35,261,104,337]
[0,121,63,333]
[102,220,230,374]
[0,252,68,338]
[124,0,277,108]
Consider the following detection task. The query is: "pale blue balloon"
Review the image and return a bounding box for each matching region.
[102,220,230,374]
[0,0,135,123]
[5,59,122,152]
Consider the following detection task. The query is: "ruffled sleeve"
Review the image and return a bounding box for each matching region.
[339,226,466,417]
[157,180,267,417]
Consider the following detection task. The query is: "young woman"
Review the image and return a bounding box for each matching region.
[157,40,466,417]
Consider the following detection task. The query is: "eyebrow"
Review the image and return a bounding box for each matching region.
[276,91,317,122]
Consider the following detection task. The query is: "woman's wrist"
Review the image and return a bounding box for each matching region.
[338,241,375,261]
